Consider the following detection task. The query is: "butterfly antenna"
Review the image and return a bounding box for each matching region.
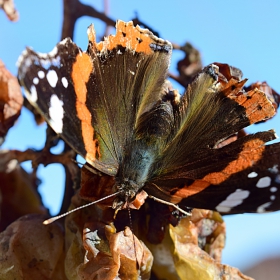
[71,158,104,175]
[71,158,84,167]
[43,191,121,225]
[148,195,191,216]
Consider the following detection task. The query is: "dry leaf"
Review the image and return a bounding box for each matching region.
[64,193,153,280]
[0,60,23,144]
[0,0,18,21]
[147,209,253,280]
[0,214,66,279]
[0,152,47,230]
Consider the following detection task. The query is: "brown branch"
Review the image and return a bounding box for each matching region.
[169,42,203,88]
[2,149,74,166]
[168,72,187,88]
[102,0,111,37]
[0,147,79,181]
[131,17,160,37]
[59,143,77,215]
[23,97,45,125]
[62,0,115,40]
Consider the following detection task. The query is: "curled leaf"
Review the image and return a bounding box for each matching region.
[65,194,153,280]
[148,209,253,280]
[0,60,23,144]
[0,152,47,230]
[0,214,66,280]
[0,0,18,21]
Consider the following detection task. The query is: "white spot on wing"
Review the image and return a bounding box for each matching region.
[216,189,250,213]
[215,206,231,213]
[47,70,58,88]
[38,70,45,79]
[33,77,39,85]
[49,94,64,133]
[270,195,276,200]
[270,186,277,193]
[248,172,258,178]
[29,85,38,102]
[61,77,68,88]
[256,176,271,188]
[257,202,272,213]
[268,165,278,174]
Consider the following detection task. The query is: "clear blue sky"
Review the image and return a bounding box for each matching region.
[1,0,280,272]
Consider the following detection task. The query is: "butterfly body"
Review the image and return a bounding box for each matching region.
[114,95,176,207]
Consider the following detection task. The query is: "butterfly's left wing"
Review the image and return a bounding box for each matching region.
[147,63,280,214]
[17,21,172,176]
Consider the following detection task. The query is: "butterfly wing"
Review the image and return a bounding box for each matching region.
[147,63,280,213]
[151,64,275,175]
[148,130,280,213]
[182,141,280,214]
[17,20,172,176]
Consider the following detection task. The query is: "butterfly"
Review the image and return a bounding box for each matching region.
[17,20,280,215]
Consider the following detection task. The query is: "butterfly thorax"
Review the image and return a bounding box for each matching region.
[112,139,158,209]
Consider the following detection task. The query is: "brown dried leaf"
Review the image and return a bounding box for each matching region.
[172,240,253,280]
[78,225,153,280]
[0,154,47,230]
[0,214,66,279]
[80,164,116,205]
[148,209,253,280]
[108,226,153,279]
[0,60,23,143]
[65,193,153,280]
[0,0,18,21]
[172,213,252,279]
[189,209,225,262]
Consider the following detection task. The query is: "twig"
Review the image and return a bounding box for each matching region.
[62,0,115,39]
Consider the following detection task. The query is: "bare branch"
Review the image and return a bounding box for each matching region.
[62,0,115,40]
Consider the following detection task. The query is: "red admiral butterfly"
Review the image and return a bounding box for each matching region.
[17,20,280,215]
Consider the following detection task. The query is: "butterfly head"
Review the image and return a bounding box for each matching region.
[112,178,144,210]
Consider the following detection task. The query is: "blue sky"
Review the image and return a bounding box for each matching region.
[1,0,280,273]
